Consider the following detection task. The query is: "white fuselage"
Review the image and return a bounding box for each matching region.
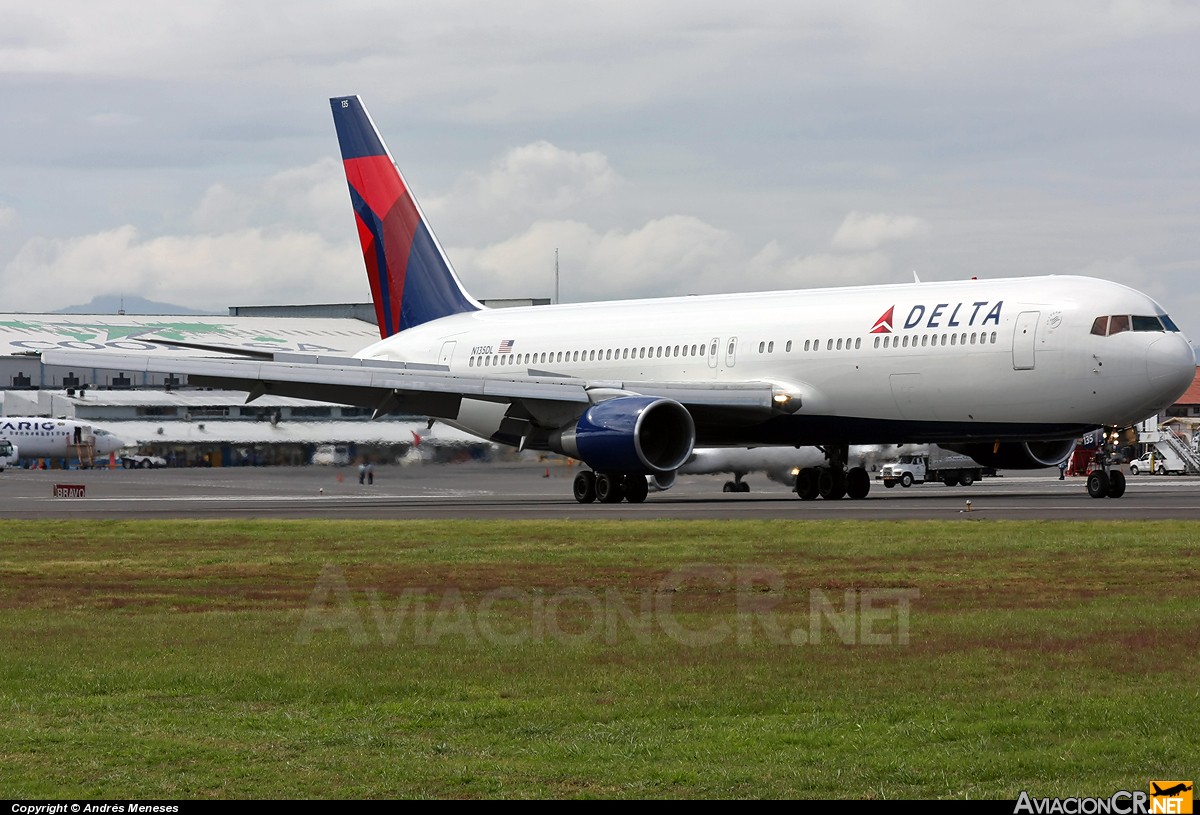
[0,418,128,459]
[354,275,1196,446]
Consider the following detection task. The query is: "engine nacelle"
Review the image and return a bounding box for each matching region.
[647,472,677,492]
[942,439,1077,470]
[550,396,695,475]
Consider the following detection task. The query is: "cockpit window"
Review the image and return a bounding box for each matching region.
[1091,313,1180,337]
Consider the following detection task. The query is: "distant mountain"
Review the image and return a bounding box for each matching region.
[54,295,221,316]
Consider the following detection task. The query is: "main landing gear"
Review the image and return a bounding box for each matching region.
[1086,427,1127,499]
[573,471,649,504]
[793,444,871,501]
[722,473,751,493]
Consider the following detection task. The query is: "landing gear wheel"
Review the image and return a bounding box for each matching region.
[623,475,649,504]
[817,468,846,500]
[846,467,871,500]
[738,481,750,493]
[1106,470,1126,498]
[899,472,914,488]
[722,481,736,493]
[794,467,819,500]
[573,471,597,503]
[1086,470,1109,499]
[596,473,624,503]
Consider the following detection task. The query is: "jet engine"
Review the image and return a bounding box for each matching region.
[942,439,1077,469]
[647,471,678,492]
[549,396,695,475]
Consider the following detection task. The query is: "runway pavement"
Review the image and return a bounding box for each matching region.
[4,459,1200,520]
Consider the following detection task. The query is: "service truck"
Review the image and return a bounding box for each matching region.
[879,446,986,488]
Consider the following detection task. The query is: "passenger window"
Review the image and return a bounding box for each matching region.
[854,338,861,350]
[759,341,765,353]
[874,337,880,349]
[1108,315,1130,335]
[768,341,775,353]
[785,341,792,352]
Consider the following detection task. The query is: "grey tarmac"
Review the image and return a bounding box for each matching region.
[4,459,1200,521]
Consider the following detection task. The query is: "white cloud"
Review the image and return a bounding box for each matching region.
[831,212,929,252]
[450,217,895,303]
[2,225,363,312]
[424,142,620,240]
[191,158,348,239]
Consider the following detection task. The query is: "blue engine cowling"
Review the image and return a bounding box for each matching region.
[550,396,695,475]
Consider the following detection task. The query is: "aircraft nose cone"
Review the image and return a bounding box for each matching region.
[1145,334,1196,402]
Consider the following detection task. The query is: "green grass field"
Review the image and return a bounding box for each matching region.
[1,519,1196,799]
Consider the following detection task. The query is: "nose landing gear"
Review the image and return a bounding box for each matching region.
[1086,427,1128,499]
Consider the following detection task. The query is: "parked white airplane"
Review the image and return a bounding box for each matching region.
[43,95,1197,502]
[0,417,128,462]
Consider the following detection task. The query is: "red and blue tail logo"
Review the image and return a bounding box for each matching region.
[330,96,480,338]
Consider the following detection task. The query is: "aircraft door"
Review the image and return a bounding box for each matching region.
[707,338,719,369]
[438,341,457,368]
[1012,311,1039,370]
[724,337,738,368]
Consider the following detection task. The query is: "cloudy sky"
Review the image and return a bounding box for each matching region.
[2,1,1199,340]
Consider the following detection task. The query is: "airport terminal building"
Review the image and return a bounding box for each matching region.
[0,302,546,468]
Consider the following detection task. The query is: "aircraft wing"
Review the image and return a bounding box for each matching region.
[39,349,796,429]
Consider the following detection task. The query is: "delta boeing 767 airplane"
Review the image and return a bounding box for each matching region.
[43,96,1197,503]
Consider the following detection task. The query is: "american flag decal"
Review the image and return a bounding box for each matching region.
[499,339,514,353]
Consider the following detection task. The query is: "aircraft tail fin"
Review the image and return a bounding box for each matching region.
[1153,784,1164,795]
[330,95,481,339]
